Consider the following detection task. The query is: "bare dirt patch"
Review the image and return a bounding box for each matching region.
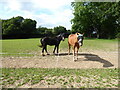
[1,50,118,68]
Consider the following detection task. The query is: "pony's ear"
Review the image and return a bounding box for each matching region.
[76,33,80,35]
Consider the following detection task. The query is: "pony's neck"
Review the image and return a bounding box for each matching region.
[56,35,62,41]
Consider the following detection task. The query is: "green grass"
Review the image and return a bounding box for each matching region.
[1,38,118,56]
[2,38,40,54]
[1,68,119,88]
[1,38,118,88]
[82,39,118,51]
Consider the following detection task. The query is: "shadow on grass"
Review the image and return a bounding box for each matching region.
[57,53,114,68]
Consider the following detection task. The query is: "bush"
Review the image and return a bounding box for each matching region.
[116,33,120,38]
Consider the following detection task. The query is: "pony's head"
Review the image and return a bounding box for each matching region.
[57,33,65,41]
[76,33,84,46]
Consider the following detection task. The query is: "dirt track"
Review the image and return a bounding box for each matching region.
[1,50,118,69]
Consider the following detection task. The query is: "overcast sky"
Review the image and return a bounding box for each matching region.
[0,0,74,29]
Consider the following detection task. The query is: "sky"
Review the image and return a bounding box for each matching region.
[0,0,74,30]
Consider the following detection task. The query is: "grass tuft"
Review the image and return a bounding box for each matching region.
[1,68,119,88]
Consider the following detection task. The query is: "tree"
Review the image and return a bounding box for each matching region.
[21,19,37,34]
[2,16,37,38]
[71,2,120,39]
[53,26,67,35]
[36,26,53,37]
[2,16,24,35]
[37,26,47,35]
[45,29,53,36]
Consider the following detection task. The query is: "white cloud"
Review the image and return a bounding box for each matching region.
[6,0,21,11]
[0,0,74,29]
[31,0,73,10]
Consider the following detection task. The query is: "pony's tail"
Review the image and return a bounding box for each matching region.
[38,45,43,48]
[38,38,43,48]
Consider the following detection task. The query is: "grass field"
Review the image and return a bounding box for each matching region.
[1,68,119,88]
[1,38,118,56]
[1,38,118,88]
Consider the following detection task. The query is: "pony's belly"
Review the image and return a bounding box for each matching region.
[48,44,55,46]
[47,43,58,46]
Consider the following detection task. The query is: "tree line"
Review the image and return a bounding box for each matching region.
[1,16,70,39]
[1,2,120,39]
[71,2,120,39]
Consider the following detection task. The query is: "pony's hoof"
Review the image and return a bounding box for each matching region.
[74,60,77,62]
[42,54,45,56]
[47,53,50,55]
[56,53,59,55]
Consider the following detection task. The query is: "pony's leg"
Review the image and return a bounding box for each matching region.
[56,46,59,54]
[68,43,71,55]
[72,46,75,61]
[76,45,79,60]
[42,46,45,56]
[53,46,56,54]
[45,45,50,55]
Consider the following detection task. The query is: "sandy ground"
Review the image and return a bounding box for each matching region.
[1,50,118,88]
[1,50,118,68]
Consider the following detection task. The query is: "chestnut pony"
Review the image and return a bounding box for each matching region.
[68,33,84,61]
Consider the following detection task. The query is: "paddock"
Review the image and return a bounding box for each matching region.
[1,38,118,88]
[1,50,118,68]
[1,38,118,68]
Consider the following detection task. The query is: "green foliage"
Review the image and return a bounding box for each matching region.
[2,16,24,35]
[116,33,120,38]
[36,26,47,34]
[36,26,53,36]
[2,16,68,38]
[2,16,37,38]
[71,2,120,39]
[21,19,37,34]
[53,26,67,35]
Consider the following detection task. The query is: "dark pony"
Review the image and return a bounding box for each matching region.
[39,33,65,56]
